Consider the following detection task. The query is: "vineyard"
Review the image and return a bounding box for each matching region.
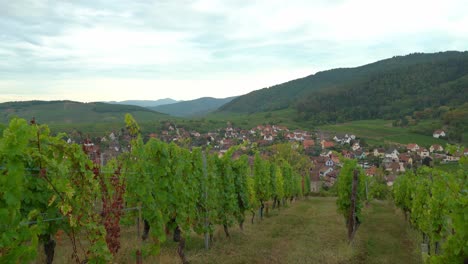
[0,115,466,263]
[393,159,468,263]
[0,115,308,263]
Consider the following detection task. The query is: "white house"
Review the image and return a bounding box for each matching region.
[333,133,355,144]
[443,155,460,163]
[333,135,351,144]
[429,144,444,153]
[417,148,430,158]
[352,142,361,151]
[399,162,406,172]
[406,143,420,152]
[325,158,334,167]
[433,130,446,138]
[109,132,117,141]
[373,148,385,157]
[385,149,400,161]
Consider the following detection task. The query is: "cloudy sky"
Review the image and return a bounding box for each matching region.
[1,0,467,102]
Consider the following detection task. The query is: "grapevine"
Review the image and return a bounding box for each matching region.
[1,115,320,263]
[253,153,271,219]
[335,159,366,241]
[393,159,467,263]
[0,118,111,263]
[232,154,252,230]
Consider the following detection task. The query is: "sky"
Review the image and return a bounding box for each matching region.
[1,0,467,103]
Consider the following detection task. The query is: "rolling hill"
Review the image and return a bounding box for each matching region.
[219,51,468,118]
[0,100,170,125]
[150,96,237,117]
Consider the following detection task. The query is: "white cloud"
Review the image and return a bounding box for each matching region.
[0,67,313,102]
[0,0,467,102]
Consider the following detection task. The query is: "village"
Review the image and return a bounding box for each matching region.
[74,123,467,193]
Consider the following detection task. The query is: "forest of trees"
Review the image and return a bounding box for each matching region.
[295,56,468,123]
[220,52,468,114]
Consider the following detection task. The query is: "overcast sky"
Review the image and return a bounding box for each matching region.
[1,0,467,102]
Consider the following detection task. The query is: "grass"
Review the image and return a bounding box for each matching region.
[318,120,447,147]
[45,197,422,264]
[351,201,422,264]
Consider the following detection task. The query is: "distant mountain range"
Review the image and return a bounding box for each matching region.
[105,98,179,107]
[0,96,239,125]
[104,96,237,117]
[150,96,238,117]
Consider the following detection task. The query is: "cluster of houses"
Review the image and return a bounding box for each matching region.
[72,131,129,165]
[311,131,466,188]
[71,123,316,164]
[405,143,465,163]
[310,152,341,191]
[71,122,466,192]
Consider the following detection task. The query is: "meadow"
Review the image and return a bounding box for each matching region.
[318,120,447,147]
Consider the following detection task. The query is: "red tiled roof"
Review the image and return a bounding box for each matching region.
[407,143,418,149]
[366,166,377,176]
[399,154,411,162]
[322,141,335,148]
[303,139,315,149]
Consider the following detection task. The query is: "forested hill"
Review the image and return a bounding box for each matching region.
[219,51,468,122]
[150,96,237,117]
[0,100,169,124]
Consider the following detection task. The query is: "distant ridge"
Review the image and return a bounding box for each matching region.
[150,96,238,117]
[106,98,179,107]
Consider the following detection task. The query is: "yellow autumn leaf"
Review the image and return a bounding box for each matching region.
[60,204,72,215]
[48,195,57,206]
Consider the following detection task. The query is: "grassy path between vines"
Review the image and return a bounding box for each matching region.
[50,197,422,263]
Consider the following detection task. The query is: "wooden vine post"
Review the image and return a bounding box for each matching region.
[348,169,359,242]
[136,203,142,264]
[202,152,210,250]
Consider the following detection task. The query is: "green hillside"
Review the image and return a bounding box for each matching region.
[215,51,468,143]
[0,100,169,125]
[318,119,448,147]
[150,96,237,117]
[219,51,468,120]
